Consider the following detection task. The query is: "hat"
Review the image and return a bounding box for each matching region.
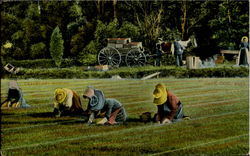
[153,83,167,105]
[54,88,67,104]
[9,81,19,90]
[241,36,248,42]
[84,87,105,111]
[83,88,94,98]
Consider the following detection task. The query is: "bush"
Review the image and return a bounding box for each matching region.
[50,26,64,67]
[9,59,76,68]
[77,40,99,66]
[30,42,46,59]
[2,66,248,79]
[78,54,97,66]
[118,22,141,41]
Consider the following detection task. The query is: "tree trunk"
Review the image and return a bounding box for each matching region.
[181,1,188,40]
[113,0,117,19]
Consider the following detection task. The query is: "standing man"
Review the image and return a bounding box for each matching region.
[155,38,164,66]
[174,38,184,67]
[53,88,84,117]
[152,83,189,124]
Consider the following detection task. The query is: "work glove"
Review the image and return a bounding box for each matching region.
[162,118,172,124]
[88,112,95,124]
[96,117,108,125]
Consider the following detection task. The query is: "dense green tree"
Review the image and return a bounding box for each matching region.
[0,1,249,62]
[50,26,64,67]
[209,1,249,49]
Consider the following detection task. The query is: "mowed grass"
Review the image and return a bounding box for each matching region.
[1,78,249,156]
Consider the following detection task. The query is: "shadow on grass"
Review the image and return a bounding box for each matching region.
[1,112,15,116]
[123,117,153,126]
[27,112,88,118]
[28,112,55,118]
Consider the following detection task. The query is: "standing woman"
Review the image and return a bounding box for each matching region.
[83,87,127,125]
[239,36,249,66]
[1,81,30,108]
[152,83,189,124]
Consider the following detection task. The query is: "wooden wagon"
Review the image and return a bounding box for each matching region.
[97,38,150,67]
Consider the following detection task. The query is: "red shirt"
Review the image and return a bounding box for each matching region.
[157,90,180,121]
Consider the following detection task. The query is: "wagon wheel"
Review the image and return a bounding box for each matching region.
[98,47,121,66]
[125,49,147,67]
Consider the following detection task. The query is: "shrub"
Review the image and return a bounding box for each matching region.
[50,26,64,67]
[78,54,97,66]
[3,66,248,79]
[9,59,76,68]
[118,22,141,41]
[30,42,46,59]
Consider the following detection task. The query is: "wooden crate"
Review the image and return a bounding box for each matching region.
[123,42,142,49]
[107,38,131,44]
[115,44,124,48]
[186,56,200,69]
[107,43,116,48]
[215,56,224,64]
[94,65,109,71]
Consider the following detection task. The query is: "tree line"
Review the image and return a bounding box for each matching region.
[1,0,249,66]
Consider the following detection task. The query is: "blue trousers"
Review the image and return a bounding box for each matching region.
[175,54,183,66]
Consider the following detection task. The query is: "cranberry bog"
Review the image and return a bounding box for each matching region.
[1,78,249,155]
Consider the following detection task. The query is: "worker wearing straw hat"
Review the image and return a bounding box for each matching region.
[83,87,127,125]
[53,88,84,117]
[153,83,189,124]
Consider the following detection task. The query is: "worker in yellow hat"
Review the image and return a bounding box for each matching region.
[153,83,189,124]
[54,88,84,117]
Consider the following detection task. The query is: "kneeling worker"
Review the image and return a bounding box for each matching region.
[54,88,84,117]
[153,83,190,124]
[1,81,30,108]
[83,87,127,125]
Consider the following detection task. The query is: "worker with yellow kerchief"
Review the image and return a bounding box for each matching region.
[153,83,190,124]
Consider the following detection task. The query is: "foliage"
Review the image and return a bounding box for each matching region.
[77,40,99,66]
[50,26,64,67]
[94,19,119,48]
[137,7,163,51]
[0,1,249,63]
[8,59,75,69]
[77,54,97,66]
[3,65,248,79]
[30,42,46,59]
[208,1,249,49]
[118,22,141,41]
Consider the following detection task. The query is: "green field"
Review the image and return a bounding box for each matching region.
[1,78,249,156]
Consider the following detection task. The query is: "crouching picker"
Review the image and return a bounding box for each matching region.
[53,88,84,117]
[153,83,190,124]
[83,87,127,125]
[1,81,30,108]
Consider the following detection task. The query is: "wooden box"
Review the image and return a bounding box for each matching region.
[186,56,200,69]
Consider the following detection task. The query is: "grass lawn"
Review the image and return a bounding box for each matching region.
[1,78,249,156]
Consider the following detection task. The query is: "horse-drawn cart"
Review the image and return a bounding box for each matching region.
[97,38,150,67]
